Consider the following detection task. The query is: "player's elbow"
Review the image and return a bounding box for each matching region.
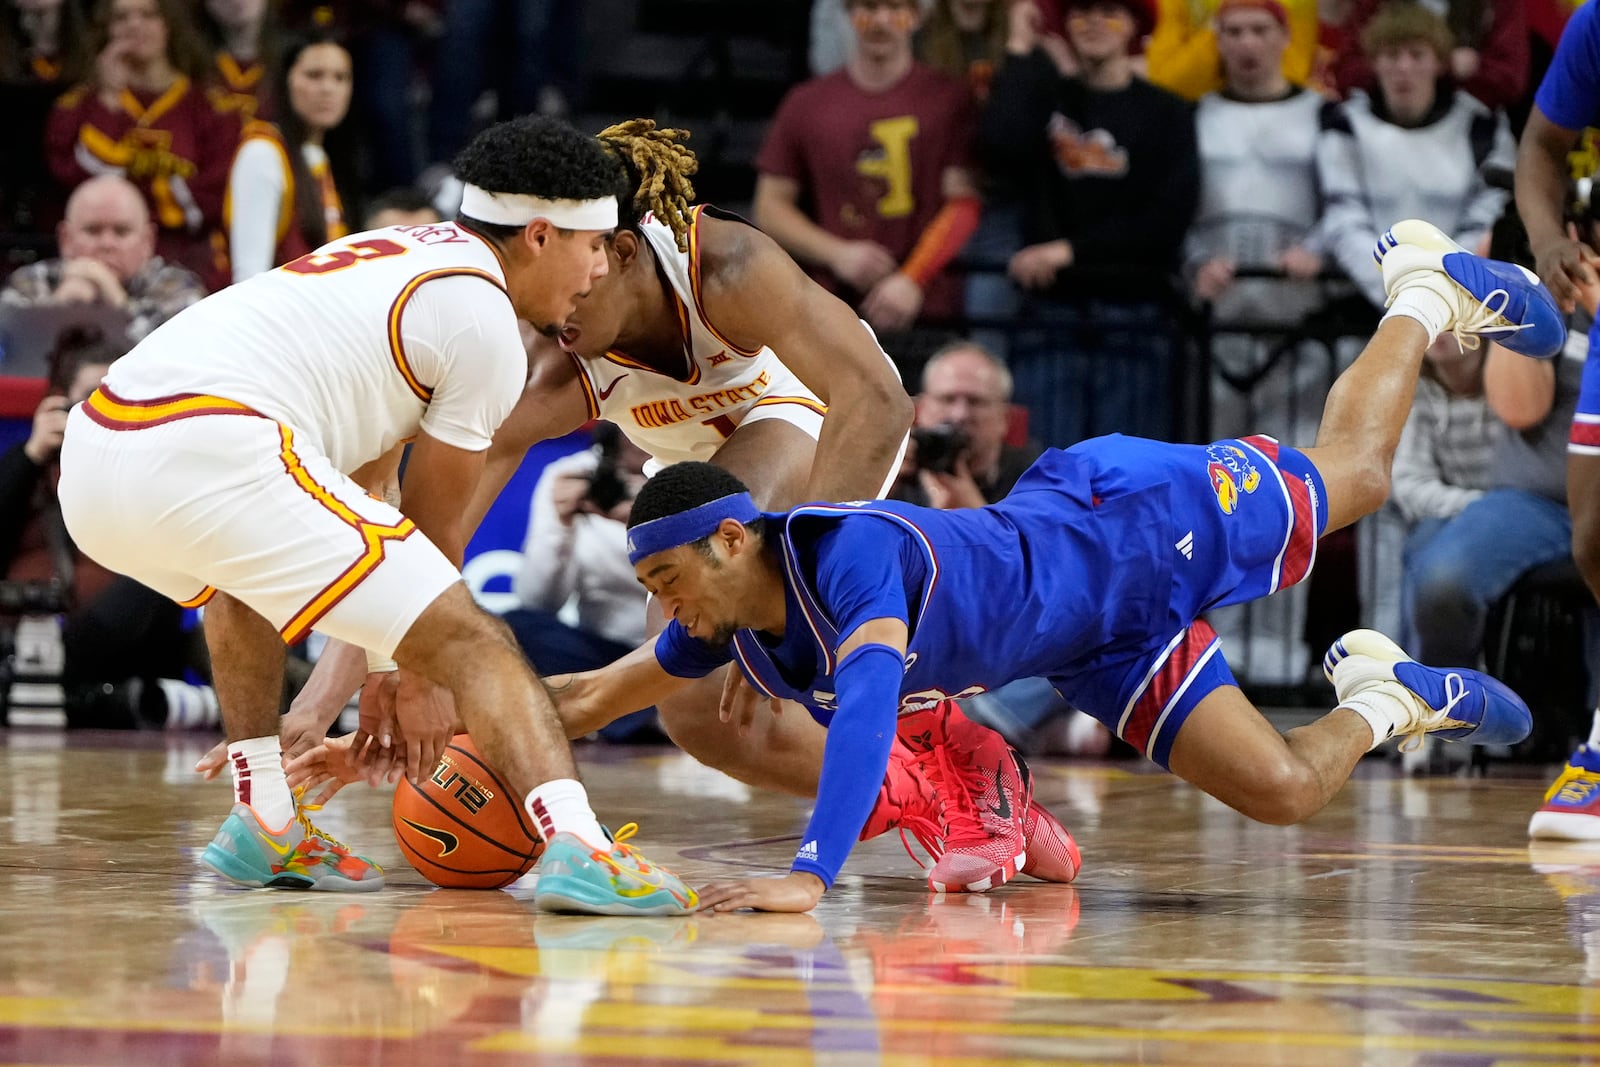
[861,378,914,441]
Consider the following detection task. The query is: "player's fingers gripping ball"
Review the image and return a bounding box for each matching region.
[392,734,545,889]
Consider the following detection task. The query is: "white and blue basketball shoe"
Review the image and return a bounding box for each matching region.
[1374,219,1566,359]
[1323,629,1533,749]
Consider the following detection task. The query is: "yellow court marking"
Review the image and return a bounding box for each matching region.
[477,1001,1600,1058]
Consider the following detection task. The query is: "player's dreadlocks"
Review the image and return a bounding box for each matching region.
[596,119,698,252]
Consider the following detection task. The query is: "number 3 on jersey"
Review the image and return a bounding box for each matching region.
[284,238,408,276]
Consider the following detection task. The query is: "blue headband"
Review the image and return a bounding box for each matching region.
[627,491,760,565]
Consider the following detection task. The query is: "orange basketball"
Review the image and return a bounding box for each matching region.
[391,734,544,889]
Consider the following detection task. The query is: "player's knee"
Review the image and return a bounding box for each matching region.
[1346,457,1393,521]
[1231,757,1322,825]
[397,586,518,678]
[655,690,720,752]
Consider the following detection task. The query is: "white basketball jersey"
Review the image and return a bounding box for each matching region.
[103,223,528,473]
[569,206,828,468]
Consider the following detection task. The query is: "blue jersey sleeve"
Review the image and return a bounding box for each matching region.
[789,642,902,888]
[812,518,913,646]
[1537,1,1600,131]
[652,621,733,679]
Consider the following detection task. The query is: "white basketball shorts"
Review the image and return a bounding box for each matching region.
[57,388,460,656]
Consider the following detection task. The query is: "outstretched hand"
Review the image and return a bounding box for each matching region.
[390,669,458,784]
[284,732,367,807]
[718,668,781,736]
[696,872,826,913]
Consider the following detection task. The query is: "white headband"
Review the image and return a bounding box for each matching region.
[459,185,619,230]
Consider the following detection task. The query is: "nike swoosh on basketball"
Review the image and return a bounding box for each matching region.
[597,374,628,401]
[401,818,459,857]
[988,762,1012,819]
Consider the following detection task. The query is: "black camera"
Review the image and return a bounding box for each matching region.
[911,423,971,475]
[584,423,635,513]
[0,578,72,615]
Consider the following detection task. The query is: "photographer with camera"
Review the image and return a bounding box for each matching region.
[502,424,659,742]
[0,325,212,728]
[892,341,1041,509]
[893,340,1114,757]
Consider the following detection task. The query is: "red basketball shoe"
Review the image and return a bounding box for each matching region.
[899,700,1030,893]
[1020,799,1082,883]
[859,738,945,863]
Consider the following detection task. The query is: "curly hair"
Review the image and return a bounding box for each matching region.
[627,461,766,550]
[596,119,698,252]
[453,115,626,239]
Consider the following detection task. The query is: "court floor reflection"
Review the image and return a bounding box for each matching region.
[0,732,1594,1065]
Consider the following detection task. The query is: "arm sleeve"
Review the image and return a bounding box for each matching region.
[227,138,287,282]
[406,274,528,452]
[1536,0,1600,130]
[789,641,902,888]
[652,621,734,679]
[901,196,982,287]
[513,449,596,609]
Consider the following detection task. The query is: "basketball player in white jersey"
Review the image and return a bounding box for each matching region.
[56,116,697,915]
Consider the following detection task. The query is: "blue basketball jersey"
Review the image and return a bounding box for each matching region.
[655,434,1324,721]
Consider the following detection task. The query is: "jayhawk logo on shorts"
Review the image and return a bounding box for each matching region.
[1206,444,1260,515]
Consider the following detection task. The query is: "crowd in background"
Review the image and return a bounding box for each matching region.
[0,0,1593,758]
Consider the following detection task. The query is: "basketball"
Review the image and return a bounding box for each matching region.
[391,734,545,889]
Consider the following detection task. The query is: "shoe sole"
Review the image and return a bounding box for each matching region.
[534,874,694,916]
[1326,629,1532,747]
[1323,628,1406,683]
[1021,808,1082,883]
[928,848,1026,894]
[1378,220,1563,360]
[200,843,384,892]
[1529,811,1600,841]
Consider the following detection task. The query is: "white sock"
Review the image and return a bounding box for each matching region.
[1338,688,1416,750]
[228,736,294,829]
[1383,284,1455,344]
[525,779,609,849]
[1587,706,1600,750]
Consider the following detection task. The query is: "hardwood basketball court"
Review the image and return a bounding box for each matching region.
[0,731,1593,1065]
